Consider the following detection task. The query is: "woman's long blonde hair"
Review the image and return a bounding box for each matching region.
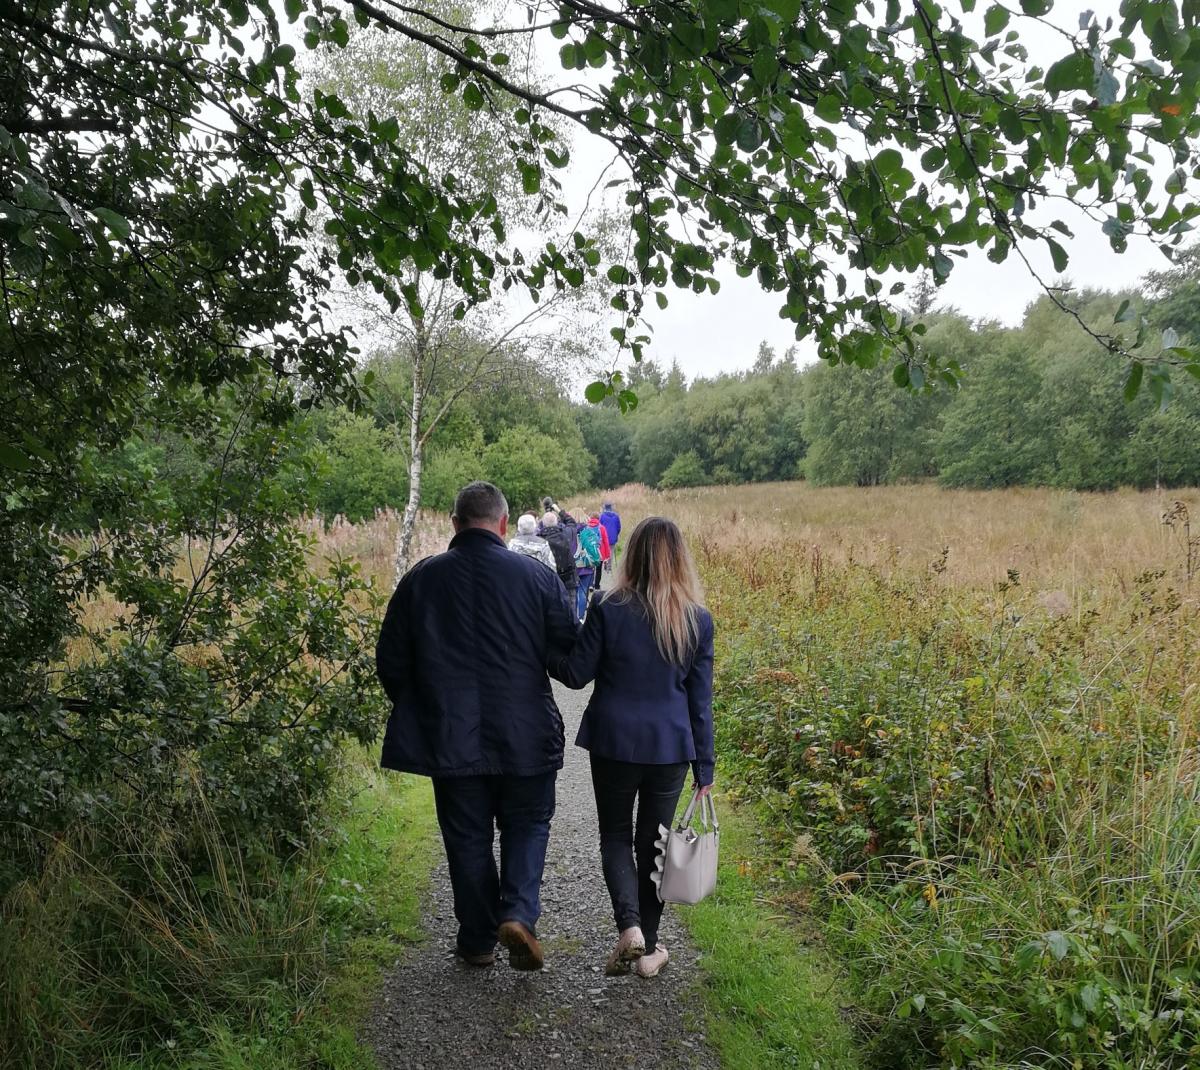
[610,517,705,665]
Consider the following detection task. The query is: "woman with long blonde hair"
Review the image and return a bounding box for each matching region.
[551,517,714,978]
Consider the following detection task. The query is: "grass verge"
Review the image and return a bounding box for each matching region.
[1,753,439,1070]
[679,794,863,1070]
[171,758,440,1070]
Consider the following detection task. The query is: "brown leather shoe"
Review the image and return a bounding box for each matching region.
[456,947,495,967]
[497,920,544,971]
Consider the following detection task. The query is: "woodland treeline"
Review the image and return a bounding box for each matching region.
[300,257,1200,519]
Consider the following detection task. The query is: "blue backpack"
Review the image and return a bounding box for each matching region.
[575,524,602,569]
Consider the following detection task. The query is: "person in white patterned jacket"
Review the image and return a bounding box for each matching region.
[507,513,556,571]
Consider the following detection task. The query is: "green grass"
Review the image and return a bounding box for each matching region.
[166,759,440,1070]
[679,794,863,1070]
[0,753,441,1070]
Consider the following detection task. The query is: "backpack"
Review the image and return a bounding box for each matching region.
[577,524,602,568]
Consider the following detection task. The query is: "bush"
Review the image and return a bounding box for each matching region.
[312,409,409,522]
[481,425,593,513]
[660,450,708,489]
[1,380,380,881]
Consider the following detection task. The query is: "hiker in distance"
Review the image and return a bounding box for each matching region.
[375,481,577,971]
[551,517,715,979]
[598,501,621,571]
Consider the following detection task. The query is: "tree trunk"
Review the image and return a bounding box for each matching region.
[393,333,426,584]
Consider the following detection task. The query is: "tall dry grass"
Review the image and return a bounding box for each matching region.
[590,481,1200,594]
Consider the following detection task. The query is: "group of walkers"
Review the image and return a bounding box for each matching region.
[375,481,714,984]
[509,496,623,621]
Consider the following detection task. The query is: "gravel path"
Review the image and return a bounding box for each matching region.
[365,679,721,1070]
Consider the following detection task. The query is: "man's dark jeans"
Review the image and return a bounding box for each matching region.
[431,772,557,956]
[589,755,689,951]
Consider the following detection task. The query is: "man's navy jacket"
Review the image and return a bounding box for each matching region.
[376,527,579,778]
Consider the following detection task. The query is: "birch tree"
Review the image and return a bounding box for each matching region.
[309,10,605,576]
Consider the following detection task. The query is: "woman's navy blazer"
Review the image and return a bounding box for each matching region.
[550,591,715,785]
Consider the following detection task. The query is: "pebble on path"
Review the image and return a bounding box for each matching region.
[363,680,721,1070]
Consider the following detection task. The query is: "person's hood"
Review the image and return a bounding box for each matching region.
[541,523,563,535]
[587,517,600,527]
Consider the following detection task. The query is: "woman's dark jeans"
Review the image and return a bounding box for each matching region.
[589,755,689,951]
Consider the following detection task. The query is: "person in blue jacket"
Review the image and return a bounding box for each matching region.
[376,481,578,971]
[550,516,714,980]
[598,501,621,570]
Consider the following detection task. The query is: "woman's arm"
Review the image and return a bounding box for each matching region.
[684,612,715,787]
[548,595,604,687]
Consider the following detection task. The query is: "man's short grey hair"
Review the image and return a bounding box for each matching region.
[453,481,508,526]
[517,513,537,535]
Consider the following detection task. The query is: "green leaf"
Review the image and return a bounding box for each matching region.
[893,363,910,387]
[1045,51,1093,96]
[284,0,303,21]
[520,164,541,195]
[815,95,842,123]
[0,443,34,471]
[94,207,131,239]
[462,82,484,110]
[1124,360,1144,401]
[984,5,1010,35]
[714,112,741,146]
[1114,298,1132,323]
[270,44,296,67]
[1045,237,1069,273]
[920,146,946,171]
[1095,64,1119,105]
[1044,931,1069,961]
[875,148,903,176]
[584,380,608,404]
[752,49,780,86]
[736,115,763,152]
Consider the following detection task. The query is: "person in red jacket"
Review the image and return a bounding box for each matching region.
[587,512,611,592]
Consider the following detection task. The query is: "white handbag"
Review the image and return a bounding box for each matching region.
[651,790,719,905]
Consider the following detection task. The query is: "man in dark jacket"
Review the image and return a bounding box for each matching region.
[539,511,578,604]
[376,482,578,971]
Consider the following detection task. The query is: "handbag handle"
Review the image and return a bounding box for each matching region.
[678,788,719,832]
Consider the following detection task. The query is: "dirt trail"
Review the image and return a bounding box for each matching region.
[364,680,720,1070]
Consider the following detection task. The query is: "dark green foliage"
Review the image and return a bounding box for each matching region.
[803,362,941,486]
[0,381,380,875]
[659,449,709,489]
[576,405,637,489]
[312,409,410,522]
[936,337,1053,487]
[482,425,595,513]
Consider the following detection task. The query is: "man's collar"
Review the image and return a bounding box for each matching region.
[449,526,505,550]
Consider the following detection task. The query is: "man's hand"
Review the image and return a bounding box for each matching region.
[695,782,712,797]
